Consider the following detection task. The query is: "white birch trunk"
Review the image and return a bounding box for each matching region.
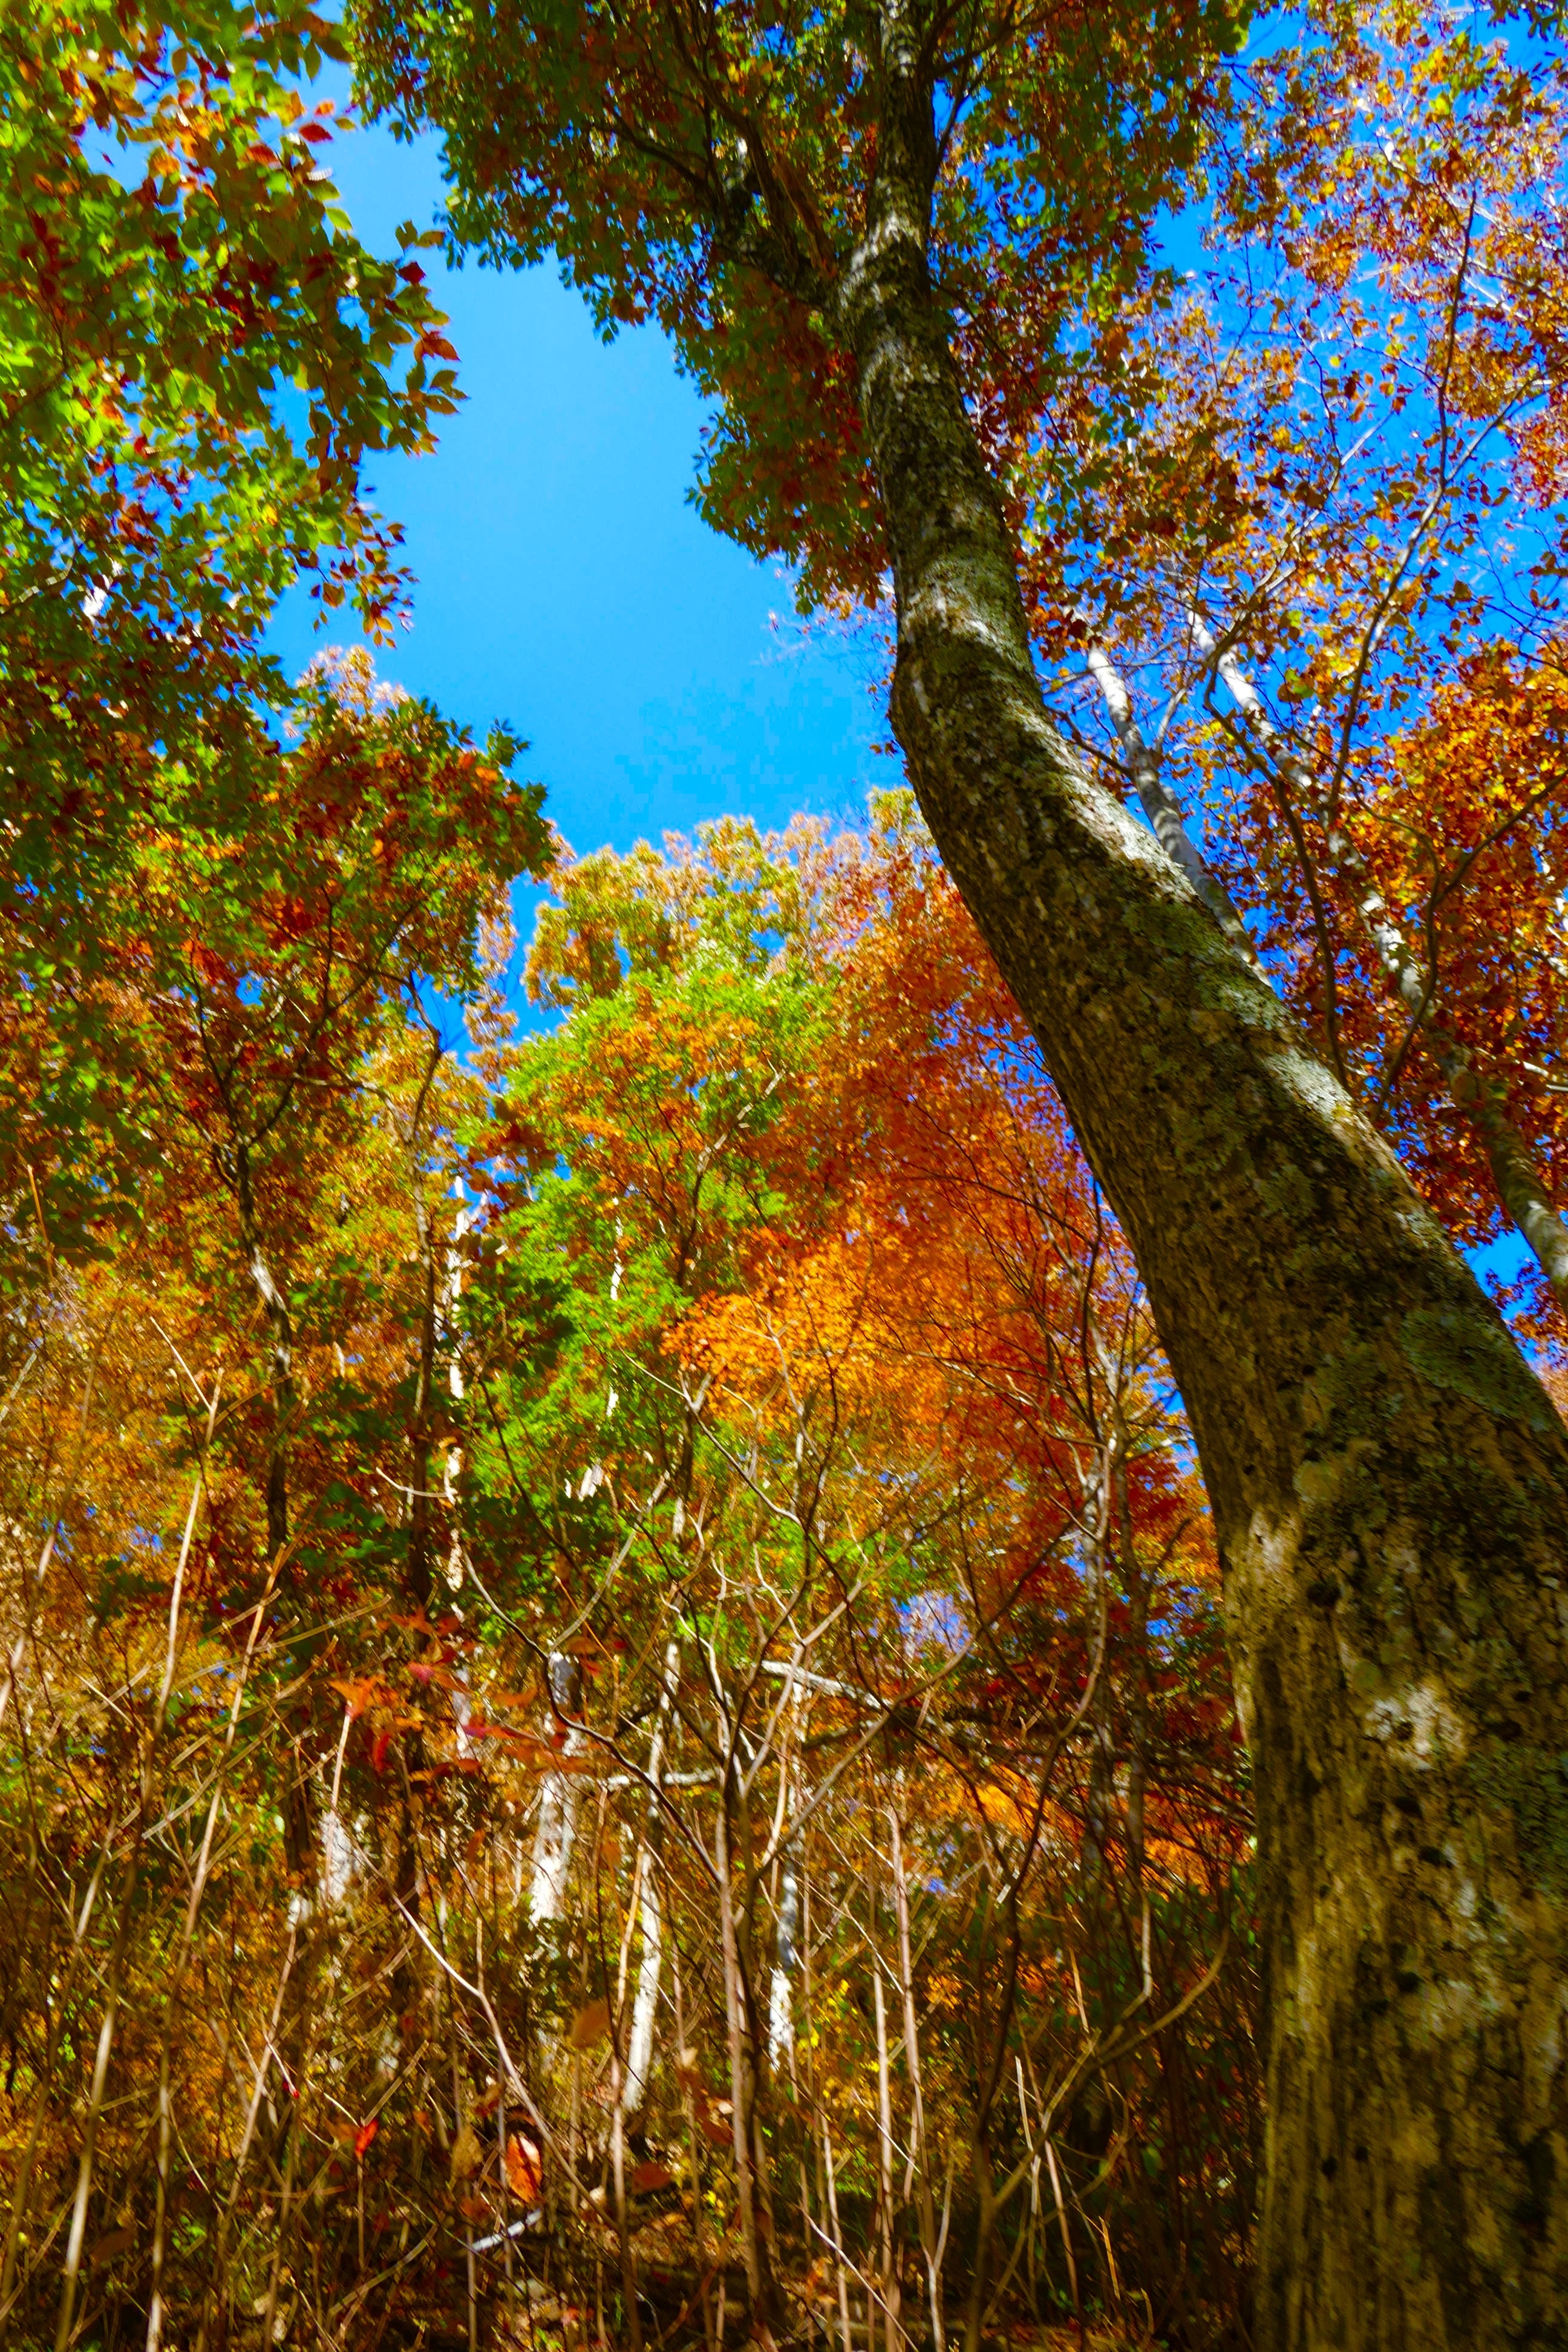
[624,1639,679,2114]
[766,1843,800,2071]
[529,1651,583,1924]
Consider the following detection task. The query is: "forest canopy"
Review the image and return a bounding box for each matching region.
[4,4,1568,2351]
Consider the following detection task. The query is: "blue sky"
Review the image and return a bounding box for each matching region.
[267,111,887,908]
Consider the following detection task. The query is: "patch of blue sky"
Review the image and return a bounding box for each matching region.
[898,1589,972,1658]
[263,101,886,1035]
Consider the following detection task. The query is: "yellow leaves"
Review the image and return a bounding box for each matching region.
[449,2124,482,2183]
[568,1996,612,2050]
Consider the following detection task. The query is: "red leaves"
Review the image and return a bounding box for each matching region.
[629,2160,675,2195]
[330,2115,382,2160]
[186,941,234,989]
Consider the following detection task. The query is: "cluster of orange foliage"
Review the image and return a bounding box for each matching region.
[1,803,1254,2350]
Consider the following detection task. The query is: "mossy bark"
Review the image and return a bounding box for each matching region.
[836,59,1568,2351]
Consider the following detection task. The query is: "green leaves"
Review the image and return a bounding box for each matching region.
[1,6,462,1093]
[350,0,1241,611]
[0,7,554,1278]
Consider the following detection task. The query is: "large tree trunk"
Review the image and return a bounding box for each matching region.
[834,39,1568,2350]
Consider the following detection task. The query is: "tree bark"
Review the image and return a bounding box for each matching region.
[234,1140,292,1562]
[833,27,1568,2346]
[530,1650,583,1924]
[625,1638,680,2114]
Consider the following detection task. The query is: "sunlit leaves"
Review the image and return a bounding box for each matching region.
[1,4,469,1270]
[352,0,1247,610]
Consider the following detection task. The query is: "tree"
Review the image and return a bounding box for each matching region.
[0,647,550,2345]
[116,647,548,1569]
[350,1,1568,2340]
[0,801,1254,2346]
[1,1,457,1265]
[472,809,1255,2345]
[1021,4,1568,1333]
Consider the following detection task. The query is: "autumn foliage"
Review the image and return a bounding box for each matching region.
[10,0,1568,2345]
[0,806,1255,2349]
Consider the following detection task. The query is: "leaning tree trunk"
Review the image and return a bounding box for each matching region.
[832,34,1568,2350]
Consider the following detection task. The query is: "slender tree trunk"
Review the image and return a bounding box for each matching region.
[673,1945,719,2352]
[626,1639,679,2114]
[833,26,1568,2345]
[1083,1439,1117,1878]
[531,1651,583,1924]
[716,1797,766,2321]
[403,1033,452,1606]
[891,1808,946,2352]
[1115,1429,1148,1896]
[234,1142,292,1560]
[872,1962,901,2352]
[714,1767,781,2335]
[408,1232,438,1610]
[821,2117,856,2352]
[767,1838,800,2073]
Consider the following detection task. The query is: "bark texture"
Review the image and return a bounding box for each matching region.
[530,1651,583,1924]
[836,51,1568,2351]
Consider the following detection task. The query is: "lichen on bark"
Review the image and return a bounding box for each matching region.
[835,44,1568,2351]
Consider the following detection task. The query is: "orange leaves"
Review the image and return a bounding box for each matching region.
[328,1674,420,1774]
[1314,647,1568,1306]
[511,809,1165,1642]
[328,1672,394,1720]
[506,2134,543,2201]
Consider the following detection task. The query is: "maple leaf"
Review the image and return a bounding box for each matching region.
[329,1673,384,1720]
